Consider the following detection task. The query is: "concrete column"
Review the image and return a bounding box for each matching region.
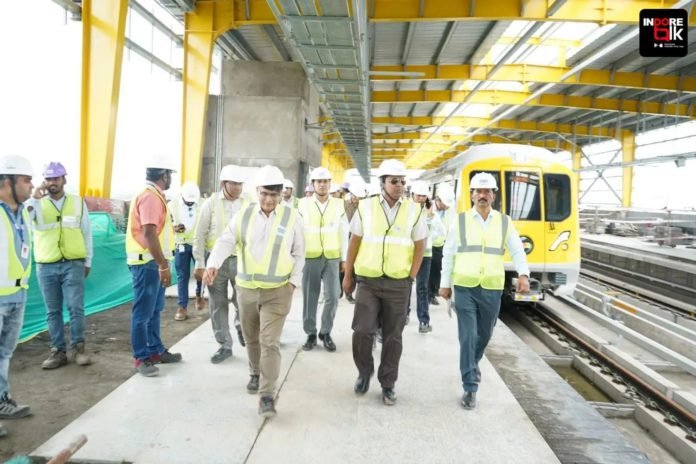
[201,61,321,195]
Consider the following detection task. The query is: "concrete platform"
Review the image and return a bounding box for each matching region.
[581,233,696,265]
[33,290,560,463]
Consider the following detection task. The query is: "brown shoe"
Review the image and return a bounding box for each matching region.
[195,297,205,311]
[174,307,187,321]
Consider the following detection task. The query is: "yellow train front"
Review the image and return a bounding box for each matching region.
[446,144,580,298]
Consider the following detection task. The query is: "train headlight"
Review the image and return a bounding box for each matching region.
[520,236,534,254]
[549,231,571,251]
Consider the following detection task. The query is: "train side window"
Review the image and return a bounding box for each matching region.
[544,174,571,222]
[468,171,501,210]
[505,171,541,220]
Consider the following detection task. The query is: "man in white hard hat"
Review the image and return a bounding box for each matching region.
[298,167,348,352]
[125,155,183,377]
[168,181,204,322]
[440,172,529,410]
[343,159,427,406]
[29,162,93,370]
[204,165,305,418]
[0,155,34,437]
[304,185,314,198]
[193,165,248,364]
[282,179,298,208]
[410,181,445,334]
[429,183,456,306]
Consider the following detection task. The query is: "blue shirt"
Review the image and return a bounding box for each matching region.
[0,200,30,304]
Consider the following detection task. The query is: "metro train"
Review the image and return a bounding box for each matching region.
[421,143,580,297]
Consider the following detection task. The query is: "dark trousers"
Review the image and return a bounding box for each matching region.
[416,257,432,324]
[174,244,202,308]
[429,246,444,299]
[352,276,410,389]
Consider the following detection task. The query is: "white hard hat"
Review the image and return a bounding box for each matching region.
[255,165,285,187]
[368,184,381,196]
[220,165,245,183]
[283,179,295,190]
[410,180,430,196]
[310,167,332,181]
[0,155,33,176]
[470,172,498,191]
[146,154,178,172]
[436,184,455,206]
[328,183,340,193]
[180,181,200,203]
[377,159,407,177]
[348,179,366,198]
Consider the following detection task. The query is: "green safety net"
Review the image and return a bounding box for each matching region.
[21,212,177,341]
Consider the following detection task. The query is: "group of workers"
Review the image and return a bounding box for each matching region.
[0,152,530,434]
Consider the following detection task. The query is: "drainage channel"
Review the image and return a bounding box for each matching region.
[499,304,694,464]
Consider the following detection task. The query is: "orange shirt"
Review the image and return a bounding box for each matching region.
[130,182,168,249]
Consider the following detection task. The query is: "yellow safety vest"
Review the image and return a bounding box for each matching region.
[432,208,454,247]
[235,205,297,289]
[452,209,510,290]
[354,196,420,279]
[32,194,87,263]
[0,207,32,296]
[206,195,250,251]
[126,185,174,265]
[298,196,344,259]
[170,199,200,245]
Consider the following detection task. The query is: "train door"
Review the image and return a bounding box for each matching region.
[501,169,545,267]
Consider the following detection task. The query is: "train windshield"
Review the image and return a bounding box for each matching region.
[505,171,541,220]
[544,174,572,222]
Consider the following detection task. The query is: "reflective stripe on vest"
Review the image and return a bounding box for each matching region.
[125,185,175,265]
[298,196,344,259]
[206,196,249,251]
[432,209,453,247]
[235,205,297,289]
[354,196,419,279]
[33,194,87,263]
[0,208,32,295]
[451,210,510,290]
[171,199,200,245]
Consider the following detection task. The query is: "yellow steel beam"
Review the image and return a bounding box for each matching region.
[371,0,696,26]
[372,90,696,118]
[371,64,696,94]
[79,0,129,199]
[181,1,241,183]
[621,132,635,208]
[372,116,631,139]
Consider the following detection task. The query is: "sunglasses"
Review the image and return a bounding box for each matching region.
[389,178,407,185]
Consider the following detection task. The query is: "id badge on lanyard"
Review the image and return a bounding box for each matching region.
[21,242,30,259]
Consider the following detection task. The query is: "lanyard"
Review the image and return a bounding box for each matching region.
[1,203,25,242]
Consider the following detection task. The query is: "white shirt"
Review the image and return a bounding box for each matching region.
[206,205,306,288]
[193,192,245,269]
[28,195,94,267]
[301,194,349,261]
[168,197,199,244]
[440,208,530,289]
[349,194,428,242]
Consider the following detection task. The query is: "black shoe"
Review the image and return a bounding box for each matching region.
[462,391,476,410]
[236,325,246,347]
[354,375,371,395]
[258,395,277,418]
[475,365,481,384]
[346,294,355,304]
[430,296,439,306]
[318,333,336,352]
[382,388,397,406]
[159,350,182,364]
[211,347,232,364]
[247,374,260,394]
[302,334,317,351]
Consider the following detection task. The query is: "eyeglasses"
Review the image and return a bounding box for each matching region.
[389,178,407,185]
